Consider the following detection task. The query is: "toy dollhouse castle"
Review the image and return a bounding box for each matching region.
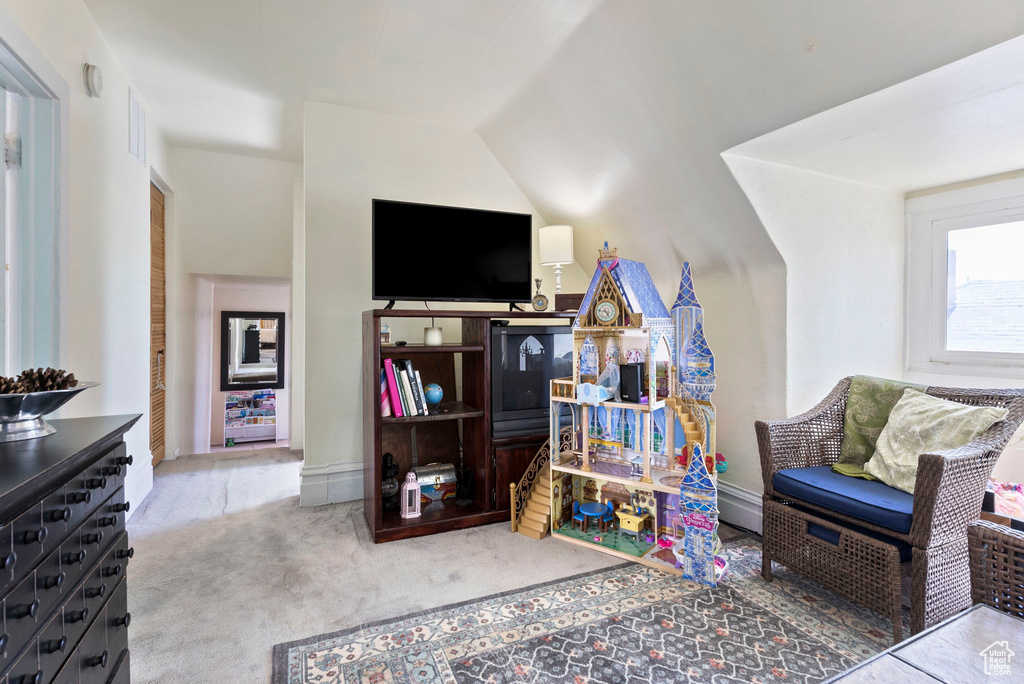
[544,244,723,583]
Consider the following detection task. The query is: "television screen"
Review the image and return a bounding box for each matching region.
[372,199,532,303]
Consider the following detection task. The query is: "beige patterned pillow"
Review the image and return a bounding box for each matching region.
[863,389,1008,494]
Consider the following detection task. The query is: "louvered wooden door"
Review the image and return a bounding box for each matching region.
[150,183,166,465]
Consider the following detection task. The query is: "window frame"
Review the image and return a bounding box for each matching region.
[906,177,1024,378]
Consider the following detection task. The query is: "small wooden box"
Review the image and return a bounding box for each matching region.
[413,462,457,503]
[555,293,585,312]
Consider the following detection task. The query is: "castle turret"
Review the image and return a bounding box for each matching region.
[671,263,716,402]
[679,442,720,586]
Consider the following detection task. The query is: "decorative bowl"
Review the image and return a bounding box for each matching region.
[0,381,99,442]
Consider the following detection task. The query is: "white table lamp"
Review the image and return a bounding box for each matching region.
[539,225,574,294]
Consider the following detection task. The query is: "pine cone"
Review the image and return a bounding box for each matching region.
[15,367,79,392]
[0,376,20,394]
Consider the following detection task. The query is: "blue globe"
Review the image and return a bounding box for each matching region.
[423,383,443,406]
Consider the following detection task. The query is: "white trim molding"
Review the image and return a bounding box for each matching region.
[718,480,763,534]
[300,461,362,506]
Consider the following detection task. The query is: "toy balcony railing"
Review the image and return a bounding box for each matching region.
[551,378,574,399]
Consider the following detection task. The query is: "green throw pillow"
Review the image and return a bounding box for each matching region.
[863,388,1009,495]
[837,376,927,467]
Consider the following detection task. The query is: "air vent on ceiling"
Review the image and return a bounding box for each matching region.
[128,89,147,167]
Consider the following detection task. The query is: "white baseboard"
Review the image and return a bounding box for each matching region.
[718,480,763,534]
[300,462,363,506]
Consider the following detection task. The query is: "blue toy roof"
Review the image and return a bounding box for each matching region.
[671,262,702,311]
[574,258,671,327]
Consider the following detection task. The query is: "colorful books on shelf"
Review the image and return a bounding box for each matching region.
[382,358,430,417]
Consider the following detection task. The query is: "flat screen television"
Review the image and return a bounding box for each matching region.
[372,199,532,304]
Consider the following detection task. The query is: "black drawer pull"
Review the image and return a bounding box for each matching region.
[1,550,15,569]
[112,501,130,513]
[98,515,118,528]
[12,671,42,684]
[116,546,135,560]
[102,465,122,476]
[115,454,133,466]
[102,563,122,578]
[113,612,131,627]
[0,632,7,657]
[8,598,39,620]
[83,531,103,546]
[42,635,68,654]
[86,583,106,599]
[45,506,73,523]
[85,650,108,668]
[67,607,89,624]
[19,526,47,545]
[85,477,107,490]
[69,491,91,504]
[39,571,65,590]
[63,549,87,565]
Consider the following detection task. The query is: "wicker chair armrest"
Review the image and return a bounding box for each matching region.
[911,442,1004,548]
[968,519,1024,615]
[757,377,850,494]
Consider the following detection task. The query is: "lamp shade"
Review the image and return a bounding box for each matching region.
[539,225,574,265]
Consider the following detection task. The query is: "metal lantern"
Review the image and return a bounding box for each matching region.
[400,472,421,519]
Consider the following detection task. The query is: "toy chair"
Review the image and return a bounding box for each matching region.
[629,452,644,479]
[600,502,617,532]
[572,501,586,531]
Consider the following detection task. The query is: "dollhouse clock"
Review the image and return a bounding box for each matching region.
[594,299,618,324]
[532,278,549,311]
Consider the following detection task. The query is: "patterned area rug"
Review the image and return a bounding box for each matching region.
[272,536,903,683]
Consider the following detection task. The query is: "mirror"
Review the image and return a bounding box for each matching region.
[220,311,285,391]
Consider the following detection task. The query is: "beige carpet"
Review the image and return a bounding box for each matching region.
[127,449,637,683]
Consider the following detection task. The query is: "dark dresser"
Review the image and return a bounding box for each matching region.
[0,415,140,684]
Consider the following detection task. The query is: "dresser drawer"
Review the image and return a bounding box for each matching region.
[11,506,45,582]
[0,522,14,595]
[38,609,71,684]
[4,572,38,665]
[107,649,128,684]
[105,581,128,660]
[77,604,108,684]
[6,639,40,684]
[41,489,71,552]
[34,546,63,620]
[59,540,88,601]
[62,587,90,652]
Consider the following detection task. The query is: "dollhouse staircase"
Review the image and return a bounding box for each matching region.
[516,465,551,540]
[665,397,704,446]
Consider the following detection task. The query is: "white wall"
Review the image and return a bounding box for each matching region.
[166,146,299,457]
[724,157,906,416]
[0,0,180,514]
[209,283,290,446]
[301,101,589,504]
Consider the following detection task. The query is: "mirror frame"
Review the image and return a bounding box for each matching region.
[220,310,286,391]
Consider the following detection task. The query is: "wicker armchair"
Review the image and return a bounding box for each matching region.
[757,377,1024,638]
[968,519,1024,618]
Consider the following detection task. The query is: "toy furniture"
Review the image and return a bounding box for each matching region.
[615,505,651,539]
[579,501,607,532]
[758,377,1024,636]
[571,501,586,531]
[600,502,617,532]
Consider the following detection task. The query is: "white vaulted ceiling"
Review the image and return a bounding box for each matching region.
[83,0,605,160]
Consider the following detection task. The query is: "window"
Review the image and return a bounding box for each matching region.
[906,178,1024,376]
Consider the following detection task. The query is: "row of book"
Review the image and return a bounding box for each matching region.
[380,358,429,417]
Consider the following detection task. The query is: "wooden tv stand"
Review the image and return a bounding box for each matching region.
[362,309,572,542]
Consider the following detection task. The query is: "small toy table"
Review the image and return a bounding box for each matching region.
[615,505,651,539]
[579,502,607,533]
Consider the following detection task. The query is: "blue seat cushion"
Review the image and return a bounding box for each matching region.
[802,508,913,562]
[773,465,914,534]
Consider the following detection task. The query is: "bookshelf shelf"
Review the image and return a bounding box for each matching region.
[380,401,483,423]
[380,344,484,355]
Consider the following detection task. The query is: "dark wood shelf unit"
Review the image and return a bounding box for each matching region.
[381,401,483,423]
[363,309,570,542]
[381,343,485,355]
